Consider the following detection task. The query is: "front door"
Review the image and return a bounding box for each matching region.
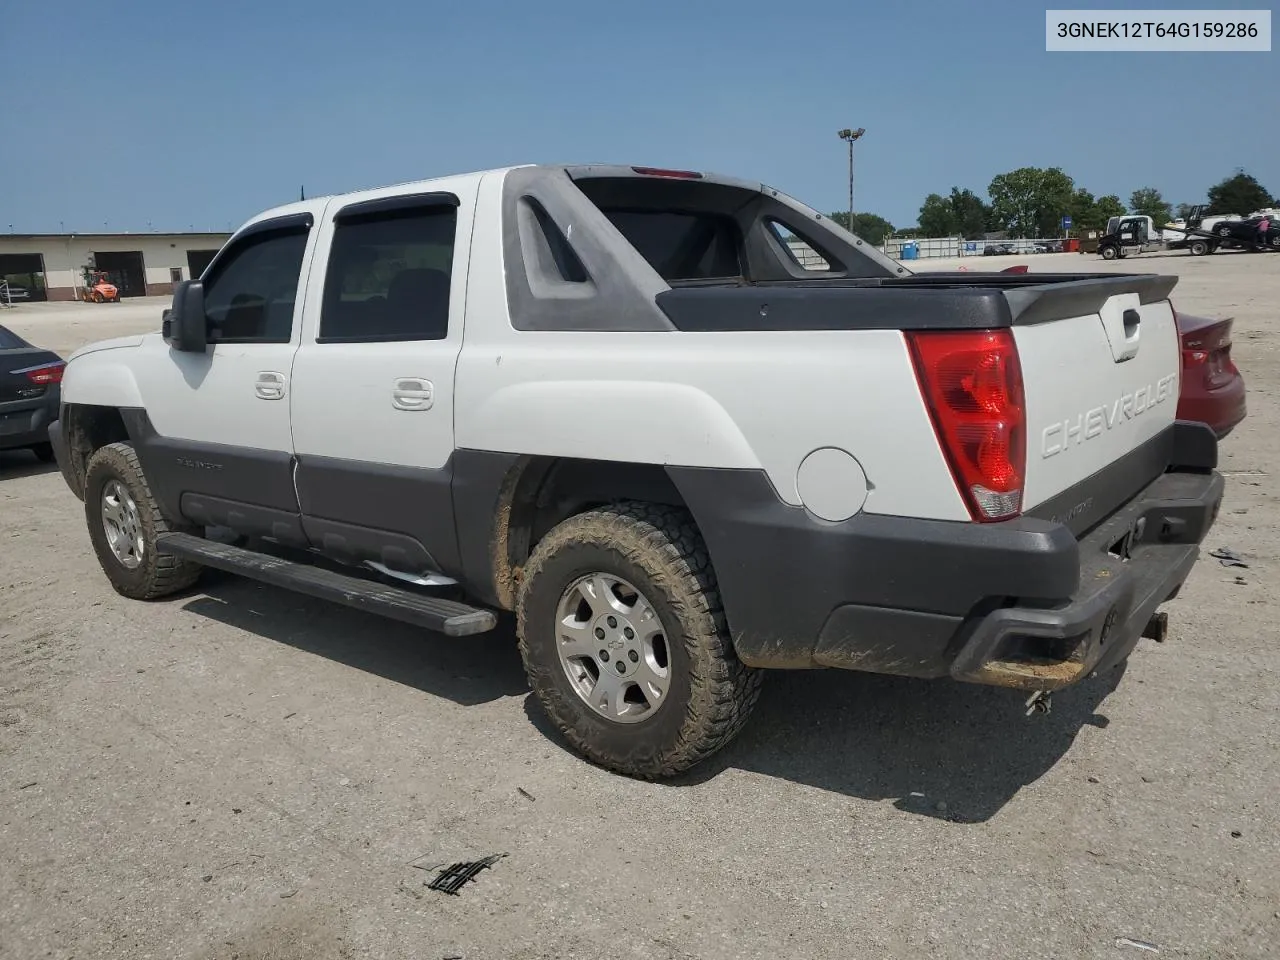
[130,211,320,543]
[289,187,474,578]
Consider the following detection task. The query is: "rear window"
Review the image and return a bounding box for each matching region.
[597,209,743,281]
[0,325,28,349]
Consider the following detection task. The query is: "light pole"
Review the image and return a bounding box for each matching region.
[837,127,865,231]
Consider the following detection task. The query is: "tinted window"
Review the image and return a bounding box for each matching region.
[598,209,742,281]
[203,228,308,343]
[0,325,29,349]
[319,205,456,342]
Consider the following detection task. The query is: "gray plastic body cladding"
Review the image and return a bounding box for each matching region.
[292,454,460,575]
[500,167,673,332]
[120,409,468,581]
[665,465,1078,671]
[666,421,1221,674]
[121,408,300,523]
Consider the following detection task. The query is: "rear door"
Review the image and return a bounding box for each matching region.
[289,185,476,578]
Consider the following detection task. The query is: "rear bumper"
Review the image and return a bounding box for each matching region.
[1178,374,1247,439]
[0,392,58,452]
[947,468,1221,690]
[668,421,1224,690]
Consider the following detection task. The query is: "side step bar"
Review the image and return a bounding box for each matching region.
[156,532,498,637]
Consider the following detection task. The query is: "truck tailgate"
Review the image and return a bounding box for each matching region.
[1012,288,1181,514]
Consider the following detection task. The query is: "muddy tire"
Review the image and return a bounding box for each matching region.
[517,501,763,779]
[84,441,202,600]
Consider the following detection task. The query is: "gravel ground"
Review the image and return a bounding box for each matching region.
[1,250,1277,959]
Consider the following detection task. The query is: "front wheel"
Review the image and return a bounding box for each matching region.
[517,502,763,779]
[1100,245,1119,260]
[84,442,202,599]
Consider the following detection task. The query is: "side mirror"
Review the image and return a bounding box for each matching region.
[162,280,208,352]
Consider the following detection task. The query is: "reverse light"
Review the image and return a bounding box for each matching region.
[907,328,1026,522]
[15,361,65,385]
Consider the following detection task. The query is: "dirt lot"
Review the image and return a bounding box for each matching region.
[2,251,1277,959]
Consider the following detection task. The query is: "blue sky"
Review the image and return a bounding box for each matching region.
[1,0,1275,233]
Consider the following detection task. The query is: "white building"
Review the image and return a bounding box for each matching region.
[0,231,231,301]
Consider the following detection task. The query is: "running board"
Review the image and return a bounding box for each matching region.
[156,532,497,637]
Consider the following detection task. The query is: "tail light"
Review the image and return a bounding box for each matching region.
[907,328,1026,522]
[1180,316,1236,390]
[13,361,65,385]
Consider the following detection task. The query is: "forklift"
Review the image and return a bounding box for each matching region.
[77,268,120,303]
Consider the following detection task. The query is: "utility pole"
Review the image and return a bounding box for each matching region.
[837,128,865,231]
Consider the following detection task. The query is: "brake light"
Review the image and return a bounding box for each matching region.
[19,362,65,385]
[630,166,703,179]
[907,328,1026,522]
[1179,316,1236,389]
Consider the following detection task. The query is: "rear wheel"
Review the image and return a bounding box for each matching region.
[84,442,202,599]
[517,502,763,779]
[1189,239,1210,256]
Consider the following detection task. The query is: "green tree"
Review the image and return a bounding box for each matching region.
[1130,187,1173,226]
[1096,194,1126,223]
[948,187,991,239]
[917,194,957,237]
[827,211,895,246]
[1206,170,1273,215]
[988,167,1075,237]
[1068,188,1099,231]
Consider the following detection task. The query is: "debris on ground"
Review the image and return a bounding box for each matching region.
[517,787,536,802]
[427,854,507,895]
[1210,548,1250,568]
[1115,937,1160,953]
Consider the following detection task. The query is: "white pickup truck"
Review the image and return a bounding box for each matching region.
[50,164,1224,778]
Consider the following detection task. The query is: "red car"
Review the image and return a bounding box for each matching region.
[1176,308,1246,438]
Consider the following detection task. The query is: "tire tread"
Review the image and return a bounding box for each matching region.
[517,501,763,779]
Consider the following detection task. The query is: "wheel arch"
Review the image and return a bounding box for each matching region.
[478,455,692,610]
[59,403,132,499]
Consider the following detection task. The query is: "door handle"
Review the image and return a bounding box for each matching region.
[255,371,286,400]
[392,377,434,411]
